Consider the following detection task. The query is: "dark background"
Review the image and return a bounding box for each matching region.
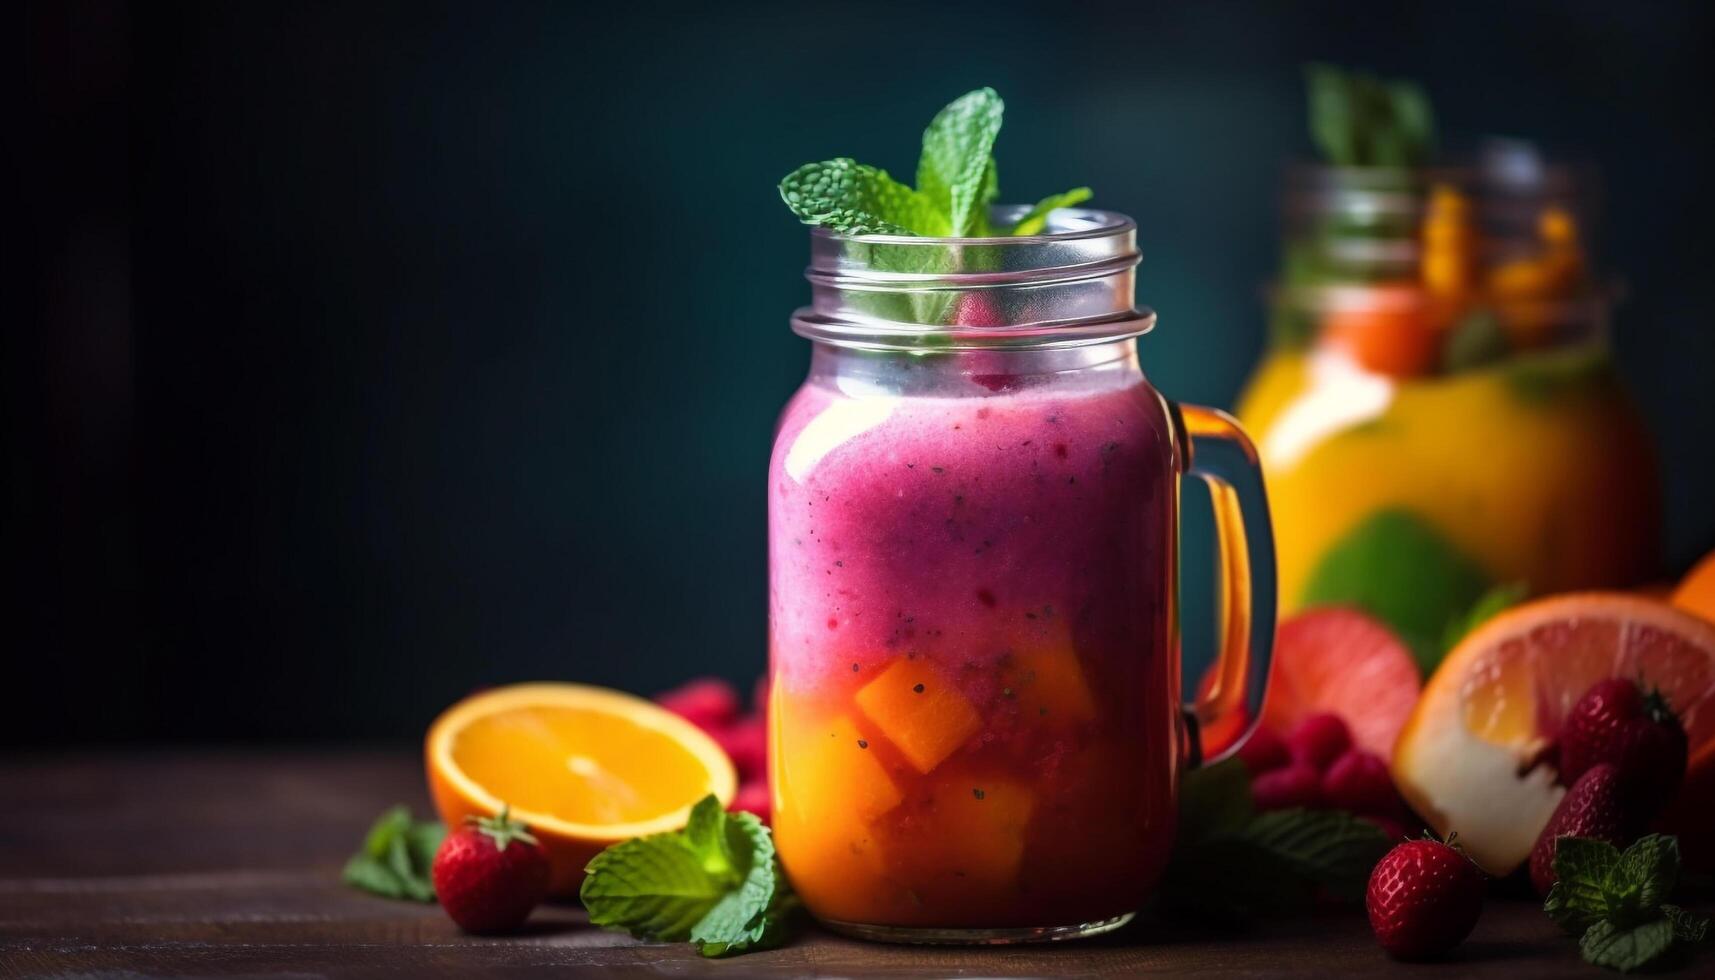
[13,0,1714,745]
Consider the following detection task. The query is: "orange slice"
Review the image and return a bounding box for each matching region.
[425,682,736,894]
[1672,548,1715,623]
[1393,594,1715,874]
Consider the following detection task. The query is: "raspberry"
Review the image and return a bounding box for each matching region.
[730,781,772,824]
[655,678,741,731]
[1323,750,1402,817]
[1252,764,1326,810]
[715,715,768,782]
[1288,712,1353,771]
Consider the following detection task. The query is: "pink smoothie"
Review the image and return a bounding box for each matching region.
[767,367,1183,927]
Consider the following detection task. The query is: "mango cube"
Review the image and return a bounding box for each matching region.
[916,774,1036,889]
[1000,622,1095,724]
[776,712,903,822]
[855,660,981,774]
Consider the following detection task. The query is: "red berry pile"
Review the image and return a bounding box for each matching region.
[656,676,771,822]
[1241,711,1417,840]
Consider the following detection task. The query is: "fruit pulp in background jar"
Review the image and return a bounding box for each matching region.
[767,360,1180,929]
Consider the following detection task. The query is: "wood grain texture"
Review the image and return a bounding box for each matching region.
[0,751,1694,978]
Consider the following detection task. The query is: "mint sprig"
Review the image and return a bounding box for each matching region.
[1545,834,1709,972]
[581,795,797,957]
[1304,63,1435,168]
[342,805,445,903]
[1158,759,1391,920]
[916,87,1004,236]
[778,88,1091,239]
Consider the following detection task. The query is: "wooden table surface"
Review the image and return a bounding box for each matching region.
[1,750,1701,978]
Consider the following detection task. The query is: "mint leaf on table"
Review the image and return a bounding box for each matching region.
[1581,918,1676,974]
[1664,905,1711,944]
[342,805,445,903]
[1620,835,1682,915]
[1545,835,1626,935]
[1546,834,1708,972]
[1239,809,1392,903]
[916,87,1005,237]
[1158,758,1390,920]
[1177,755,1256,842]
[582,795,796,957]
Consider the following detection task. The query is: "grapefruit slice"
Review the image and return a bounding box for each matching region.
[1393,594,1715,874]
[1258,607,1423,758]
[426,682,737,894]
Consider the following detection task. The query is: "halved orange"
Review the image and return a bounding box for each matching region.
[1393,594,1715,875]
[426,682,737,894]
[1672,548,1715,623]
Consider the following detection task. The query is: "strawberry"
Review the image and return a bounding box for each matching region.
[1237,724,1290,775]
[656,678,742,731]
[431,806,550,934]
[1288,713,1352,771]
[1366,836,1486,959]
[1528,763,1634,896]
[1252,764,1326,810]
[1558,678,1688,819]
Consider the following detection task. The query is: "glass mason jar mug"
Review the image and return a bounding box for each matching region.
[1238,156,1659,637]
[766,209,1277,943]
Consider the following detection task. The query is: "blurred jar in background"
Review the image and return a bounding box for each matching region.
[1236,142,1660,665]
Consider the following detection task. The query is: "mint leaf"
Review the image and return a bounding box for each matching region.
[405,821,447,872]
[1177,757,1255,844]
[1442,581,1529,654]
[343,854,406,899]
[387,833,435,902]
[1662,905,1709,944]
[778,159,948,237]
[582,795,795,957]
[1238,808,1393,902]
[917,88,1004,237]
[1011,187,1094,236]
[1581,918,1676,973]
[1546,836,1624,935]
[363,805,412,859]
[1159,798,1390,919]
[1304,63,1435,168]
[344,805,443,903]
[1616,835,1681,919]
[1299,508,1491,675]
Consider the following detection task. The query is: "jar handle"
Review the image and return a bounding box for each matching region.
[1172,402,1277,768]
